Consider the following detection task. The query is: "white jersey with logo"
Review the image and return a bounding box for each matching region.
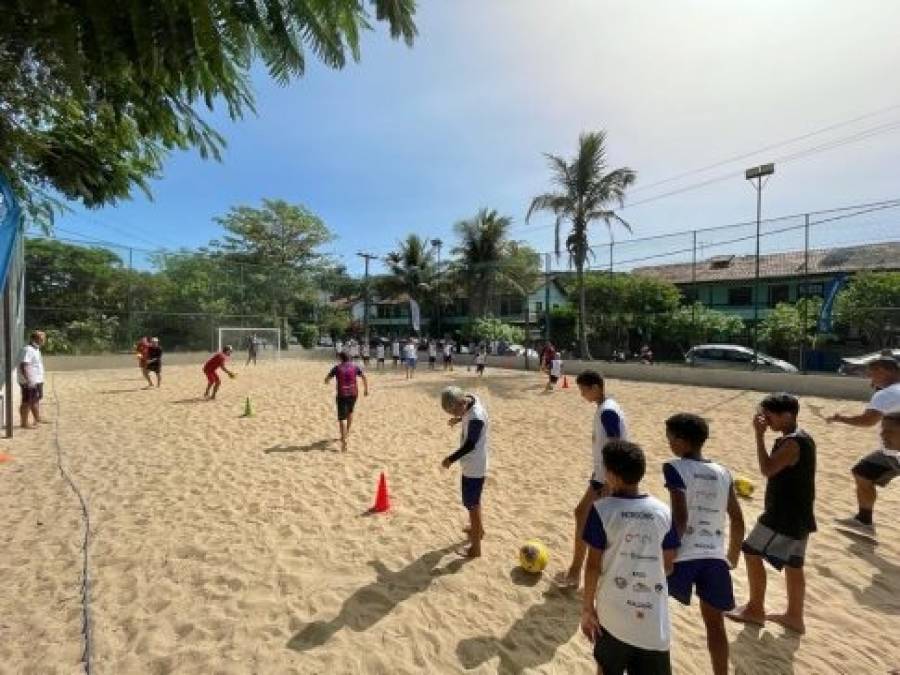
[361,344,370,358]
[460,396,489,478]
[475,352,485,365]
[592,398,629,483]
[349,342,359,357]
[403,343,416,360]
[590,495,674,651]
[18,343,45,386]
[392,342,400,357]
[870,383,900,457]
[663,458,732,562]
[550,358,563,378]
[443,344,452,357]
[335,340,343,355]
[376,344,385,359]
[428,343,437,357]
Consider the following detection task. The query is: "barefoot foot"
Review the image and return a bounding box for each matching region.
[456,545,481,558]
[725,604,765,627]
[767,612,805,635]
[551,571,580,589]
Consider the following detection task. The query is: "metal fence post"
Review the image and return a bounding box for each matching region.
[127,246,134,351]
[691,230,697,344]
[544,253,551,342]
[801,213,810,373]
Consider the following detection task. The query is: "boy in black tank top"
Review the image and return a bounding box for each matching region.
[726,393,816,636]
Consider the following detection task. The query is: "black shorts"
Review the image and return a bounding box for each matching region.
[21,383,44,404]
[443,355,452,363]
[147,362,161,373]
[461,476,485,510]
[476,364,485,373]
[549,375,559,384]
[594,628,671,675]
[336,395,357,421]
[853,449,900,487]
[429,356,436,364]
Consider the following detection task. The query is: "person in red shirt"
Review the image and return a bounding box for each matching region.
[540,341,555,372]
[324,351,369,452]
[136,336,151,383]
[203,345,235,400]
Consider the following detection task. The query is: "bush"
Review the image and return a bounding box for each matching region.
[296,323,318,349]
[466,316,525,344]
[39,315,120,354]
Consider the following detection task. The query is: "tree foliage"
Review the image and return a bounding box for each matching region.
[661,303,746,354]
[0,1,417,227]
[527,131,636,358]
[834,272,900,347]
[466,317,525,345]
[759,297,824,354]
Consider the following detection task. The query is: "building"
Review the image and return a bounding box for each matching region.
[344,278,570,338]
[633,242,900,321]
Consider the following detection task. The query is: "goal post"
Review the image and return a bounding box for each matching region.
[217,327,281,360]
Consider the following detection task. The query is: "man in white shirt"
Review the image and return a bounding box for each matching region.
[830,354,900,538]
[441,386,489,558]
[375,342,386,370]
[18,330,46,428]
[403,340,417,380]
[391,339,401,368]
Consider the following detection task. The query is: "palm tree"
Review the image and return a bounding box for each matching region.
[384,234,436,334]
[453,208,521,318]
[527,131,636,359]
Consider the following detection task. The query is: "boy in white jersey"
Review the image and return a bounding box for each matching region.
[375,342,386,370]
[582,440,678,675]
[545,351,563,391]
[663,413,744,675]
[474,348,486,377]
[391,339,401,367]
[441,386,489,558]
[554,370,629,588]
[428,340,437,369]
[442,340,454,371]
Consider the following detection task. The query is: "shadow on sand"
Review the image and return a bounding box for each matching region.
[456,576,580,673]
[816,539,900,615]
[730,624,800,675]
[171,397,208,405]
[263,439,336,454]
[287,543,470,652]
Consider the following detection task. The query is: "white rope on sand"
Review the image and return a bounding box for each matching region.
[51,375,93,675]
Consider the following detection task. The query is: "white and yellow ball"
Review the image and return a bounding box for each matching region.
[734,477,755,498]
[518,539,549,574]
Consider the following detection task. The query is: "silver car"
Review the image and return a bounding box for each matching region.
[685,344,798,373]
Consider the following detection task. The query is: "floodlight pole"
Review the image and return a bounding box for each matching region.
[357,252,378,343]
[430,238,443,338]
[745,163,775,368]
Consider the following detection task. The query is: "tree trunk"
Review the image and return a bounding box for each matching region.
[577,262,592,359]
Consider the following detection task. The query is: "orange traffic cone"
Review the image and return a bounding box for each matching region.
[0,452,13,463]
[562,375,569,389]
[370,472,391,513]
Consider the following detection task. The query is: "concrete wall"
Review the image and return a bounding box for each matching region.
[484,355,871,401]
[43,348,320,372]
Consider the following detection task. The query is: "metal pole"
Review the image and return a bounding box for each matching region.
[544,253,551,341]
[802,213,810,373]
[357,252,377,343]
[753,178,761,367]
[127,247,134,351]
[3,281,12,438]
[691,230,697,344]
[435,241,442,338]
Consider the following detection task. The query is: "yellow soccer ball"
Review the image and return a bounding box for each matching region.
[519,539,549,574]
[734,477,755,498]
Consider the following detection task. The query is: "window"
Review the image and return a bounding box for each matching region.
[798,282,824,299]
[726,349,753,363]
[552,303,560,310]
[682,288,698,304]
[535,301,543,313]
[768,284,790,306]
[728,287,753,306]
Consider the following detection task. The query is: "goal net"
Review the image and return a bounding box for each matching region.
[218,327,281,360]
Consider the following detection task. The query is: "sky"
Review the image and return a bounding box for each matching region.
[53,0,900,275]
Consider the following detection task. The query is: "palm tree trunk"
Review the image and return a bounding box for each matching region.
[577,262,591,359]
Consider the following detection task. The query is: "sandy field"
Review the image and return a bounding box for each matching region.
[1,359,898,674]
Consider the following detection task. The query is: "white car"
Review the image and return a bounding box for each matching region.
[685,344,798,373]
[506,344,539,360]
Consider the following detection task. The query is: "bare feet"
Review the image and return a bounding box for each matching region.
[457,545,481,558]
[767,612,805,635]
[341,439,348,453]
[551,570,580,589]
[725,604,765,627]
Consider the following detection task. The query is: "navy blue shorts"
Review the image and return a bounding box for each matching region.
[461,476,485,510]
[667,559,735,612]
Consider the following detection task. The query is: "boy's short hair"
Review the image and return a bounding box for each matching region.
[869,355,899,372]
[441,386,466,413]
[884,412,900,425]
[338,351,349,362]
[602,440,646,485]
[223,344,233,354]
[665,413,709,450]
[760,392,799,415]
[575,370,604,388]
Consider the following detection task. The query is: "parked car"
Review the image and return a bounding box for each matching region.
[317,336,333,347]
[506,344,539,360]
[685,344,798,373]
[838,349,900,376]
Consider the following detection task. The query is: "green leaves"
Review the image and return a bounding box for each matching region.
[0,1,418,227]
[834,272,900,347]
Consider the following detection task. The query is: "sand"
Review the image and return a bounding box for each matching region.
[0,358,898,674]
